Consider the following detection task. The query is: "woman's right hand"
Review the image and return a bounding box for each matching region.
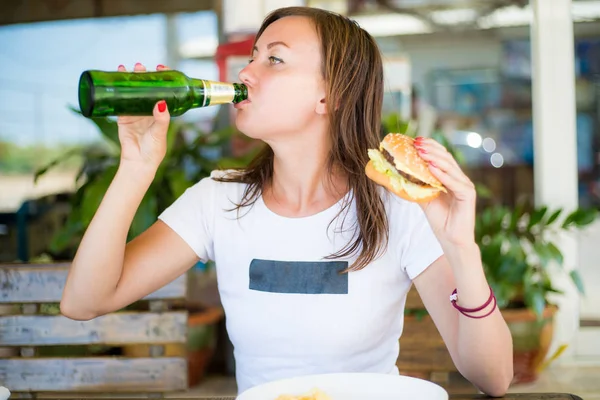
[116,62,171,172]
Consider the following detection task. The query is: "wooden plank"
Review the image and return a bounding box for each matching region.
[0,312,187,346]
[0,264,187,303]
[397,346,457,372]
[0,357,188,391]
[400,315,445,346]
[0,0,214,26]
[397,315,458,372]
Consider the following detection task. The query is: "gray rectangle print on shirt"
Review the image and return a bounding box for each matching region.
[249,259,349,294]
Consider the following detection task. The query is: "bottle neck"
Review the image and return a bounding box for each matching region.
[189,78,247,107]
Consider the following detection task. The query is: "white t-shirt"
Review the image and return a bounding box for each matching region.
[158,170,444,394]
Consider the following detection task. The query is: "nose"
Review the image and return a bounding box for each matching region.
[238,63,256,87]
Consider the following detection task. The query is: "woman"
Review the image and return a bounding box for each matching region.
[60,6,513,396]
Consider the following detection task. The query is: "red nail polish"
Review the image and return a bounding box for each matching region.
[415,136,424,142]
[157,64,165,69]
[135,62,142,67]
[418,148,427,154]
[118,64,125,69]
[158,101,167,113]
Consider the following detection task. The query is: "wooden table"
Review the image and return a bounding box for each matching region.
[188,395,582,399]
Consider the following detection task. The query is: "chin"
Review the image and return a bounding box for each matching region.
[234,121,262,141]
[234,115,280,141]
[234,113,254,134]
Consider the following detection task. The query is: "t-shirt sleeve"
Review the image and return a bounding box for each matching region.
[157,176,216,262]
[393,199,444,280]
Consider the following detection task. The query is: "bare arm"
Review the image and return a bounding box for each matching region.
[413,246,513,397]
[60,62,200,320]
[408,136,513,396]
[60,166,199,320]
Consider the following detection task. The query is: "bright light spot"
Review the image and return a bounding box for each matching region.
[466,132,482,148]
[491,153,504,168]
[482,137,496,153]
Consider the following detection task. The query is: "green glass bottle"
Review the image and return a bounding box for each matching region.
[78,70,248,118]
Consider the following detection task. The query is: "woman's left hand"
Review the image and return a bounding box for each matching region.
[413,136,477,247]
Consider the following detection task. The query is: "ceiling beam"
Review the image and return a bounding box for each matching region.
[0,0,216,26]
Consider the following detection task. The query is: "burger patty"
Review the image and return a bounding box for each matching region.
[381,149,428,186]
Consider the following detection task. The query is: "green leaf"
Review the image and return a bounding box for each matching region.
[546,242,564,266]
[479,208,492,231]
[569,270,585,294]
[525,288,547,320]
[33,148,81,183]
[562,208,599,229]
[545,209,562,226]
[129,193,158,240]
[574,208,599,227]
[164,121,182,159]
[168,169,192,199]
[531,242,547,267]
[79,165,118,226]
[475,183,492,199]
[49,215,84,255]
[70,105,120,148]
[412,309,429,321]
[528,206,548,229]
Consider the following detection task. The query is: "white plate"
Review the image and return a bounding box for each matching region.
[237,372,449,400]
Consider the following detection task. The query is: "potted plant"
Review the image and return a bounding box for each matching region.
[476,200,597,383]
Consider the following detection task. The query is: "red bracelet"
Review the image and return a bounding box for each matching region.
[450,285,497,319]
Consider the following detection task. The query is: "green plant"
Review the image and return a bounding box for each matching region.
[35,107,257,258]
[476,201,598,319]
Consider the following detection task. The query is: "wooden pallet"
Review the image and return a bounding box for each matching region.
[0,262,190,396]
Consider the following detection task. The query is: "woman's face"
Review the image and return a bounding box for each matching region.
[234,16,327,142]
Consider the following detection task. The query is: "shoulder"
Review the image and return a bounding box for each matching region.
[178,169,249,206]
[205,169,248,204]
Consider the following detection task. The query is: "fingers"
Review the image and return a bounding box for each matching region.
[414,138,458,174]
[415,137,459,167]
[428,162,471,191]
[150,100,171,138]
[414,137,476,201]
[415,140,462,182]
[133,62,146,72]
[116,63,169,72]
[152,100,170,122]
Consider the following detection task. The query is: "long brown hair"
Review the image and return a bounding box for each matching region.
[215,6,388,272]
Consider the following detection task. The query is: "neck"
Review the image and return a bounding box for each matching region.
[263,126,348,217]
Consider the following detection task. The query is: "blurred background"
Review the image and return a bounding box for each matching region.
[0,0,599,398]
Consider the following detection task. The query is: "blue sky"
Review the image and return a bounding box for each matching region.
[0,11,219,147]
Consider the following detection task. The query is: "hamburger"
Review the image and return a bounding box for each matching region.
[365,133,446,203]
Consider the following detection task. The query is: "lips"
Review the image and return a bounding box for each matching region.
[234,99,251,109]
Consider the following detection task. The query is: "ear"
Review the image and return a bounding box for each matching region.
[316,97,328,115]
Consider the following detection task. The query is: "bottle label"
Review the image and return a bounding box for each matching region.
[205,81,236,105]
